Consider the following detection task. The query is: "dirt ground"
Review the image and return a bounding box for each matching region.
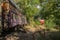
[0,25,60,40]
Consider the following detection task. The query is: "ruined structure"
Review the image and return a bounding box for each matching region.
[1,0,27,31]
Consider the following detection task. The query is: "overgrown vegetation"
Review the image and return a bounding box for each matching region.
[0,0,60,40]
[15,0,60,28]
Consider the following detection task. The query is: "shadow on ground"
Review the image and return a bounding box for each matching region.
[0,27,60,40]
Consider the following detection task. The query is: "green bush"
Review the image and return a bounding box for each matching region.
[45,19,56,29]
[55,19,60,26]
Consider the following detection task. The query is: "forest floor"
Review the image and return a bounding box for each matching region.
[0,25,60,40]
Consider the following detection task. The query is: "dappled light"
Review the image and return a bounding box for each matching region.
[0,0,60,40]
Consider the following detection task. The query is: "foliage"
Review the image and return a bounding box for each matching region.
[15,0,60,27]
[16,0,40,24]
[39,0,60,27]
